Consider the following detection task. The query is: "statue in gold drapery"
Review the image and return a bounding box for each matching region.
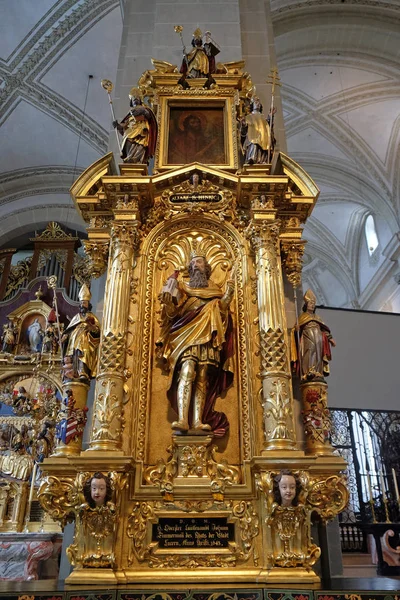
[156,253,235,437]
[61,284,100,383]
[240,97,273,165]
[180,28,220,80]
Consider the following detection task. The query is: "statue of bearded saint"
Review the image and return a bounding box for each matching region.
[156,254,235,437]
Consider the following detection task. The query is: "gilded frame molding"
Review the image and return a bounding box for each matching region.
[154,89,238,171]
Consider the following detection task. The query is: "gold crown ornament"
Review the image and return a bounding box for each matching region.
[193,27,202,38]
[189,240,207,261]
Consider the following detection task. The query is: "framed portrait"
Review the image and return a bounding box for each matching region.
[156,92,238,171]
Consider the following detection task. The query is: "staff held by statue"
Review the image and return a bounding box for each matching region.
[101,79,122,154]
[266,67,281,164]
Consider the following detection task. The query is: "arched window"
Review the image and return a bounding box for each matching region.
[365,214,379,257]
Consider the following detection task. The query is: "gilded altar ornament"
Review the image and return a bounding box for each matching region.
[127,499,258,568]
[156,249,235,436]
[246,218,297,450]
[280,240,305,289]
[112,89,157,164]
[262,470,320,570]
[53,39,349,583]
[67,472,117,568]
[83,239,110,279]
[307,475,349,521]
[144,436,240,500]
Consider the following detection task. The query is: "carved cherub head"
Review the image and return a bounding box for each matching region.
[273,469,301,507]
[83,471,112,508]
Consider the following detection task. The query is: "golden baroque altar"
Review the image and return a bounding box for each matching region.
[39,61,348,585]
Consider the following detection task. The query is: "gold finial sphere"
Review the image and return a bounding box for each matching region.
[101,79,113,93]
[174,25,183,33]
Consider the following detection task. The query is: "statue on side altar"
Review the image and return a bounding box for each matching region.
[156,252,235,436]
[291,288,336,381]
[61,284,100,383]
[180,28,220,80]
[112,88,157,164]
[1,321,17,353]
[240,97,274,165]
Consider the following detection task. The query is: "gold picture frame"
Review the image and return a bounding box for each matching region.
[155,90,238,171]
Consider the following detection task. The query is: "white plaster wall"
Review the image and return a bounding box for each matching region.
[319,307,400,411]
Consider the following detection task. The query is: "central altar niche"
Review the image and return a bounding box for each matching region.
[138,221,255,472]
[41,59,348,585]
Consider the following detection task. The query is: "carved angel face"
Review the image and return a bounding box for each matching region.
[278,474,297,506]
[91,477,107,507]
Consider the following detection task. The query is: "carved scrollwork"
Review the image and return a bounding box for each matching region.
[231,501,259,561]
[127,501,156,563]
[83,239,110,279]
[143,445,177,499]
[245,220,281,253]
[4,256,32,298]
[263,378,294,443]
[127,499,259,569]
[306,475,349,521]
[281,240,306,288]
[207,446,241,498]
[91,378,123,443]
[144,438,241,500]
[38,475,77,526]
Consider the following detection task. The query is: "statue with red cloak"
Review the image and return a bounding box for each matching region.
[156,253,235,437]
[113,89,157,164]
[291,288,336,381]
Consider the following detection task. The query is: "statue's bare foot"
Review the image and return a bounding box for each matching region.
[193,422,211,431]
[172,420,189,432]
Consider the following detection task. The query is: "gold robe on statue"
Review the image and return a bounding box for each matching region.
[63,312,100,379]
[162,280,230,376]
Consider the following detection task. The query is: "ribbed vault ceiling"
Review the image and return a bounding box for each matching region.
[0,0,399,310]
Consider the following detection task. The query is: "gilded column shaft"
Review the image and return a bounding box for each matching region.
[249,221,296,450]
[88,212,140,452]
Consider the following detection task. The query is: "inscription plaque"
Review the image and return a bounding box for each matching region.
[170,193,222,203]
[153,517,234,549]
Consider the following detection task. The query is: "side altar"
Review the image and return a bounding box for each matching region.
[38,58,348,585]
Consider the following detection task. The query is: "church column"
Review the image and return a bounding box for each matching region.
[87,199,140,453]
[247,205,297,451]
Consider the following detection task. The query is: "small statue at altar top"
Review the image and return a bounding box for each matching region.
[112,88,158,164]
[240,98,276,165]
[83,472,113,509]
[1,321,17,353]
[61,283,100,383]
[180,28,220,81]
[291,288,336,382]
[156,249,235,437]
